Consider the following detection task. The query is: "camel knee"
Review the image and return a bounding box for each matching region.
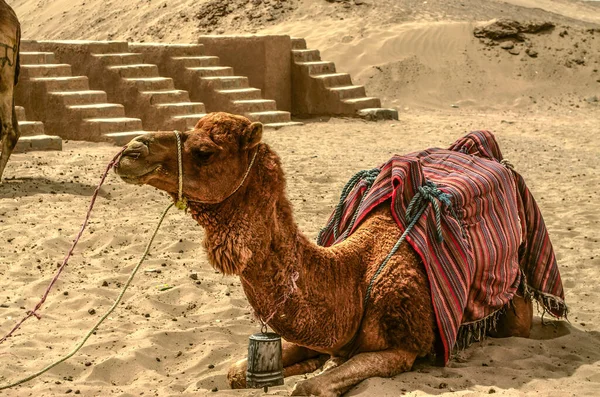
[227,358,247,389]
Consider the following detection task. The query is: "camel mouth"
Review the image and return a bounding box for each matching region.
[115,142,159,184]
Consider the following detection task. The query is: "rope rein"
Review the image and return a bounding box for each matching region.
[0,131,193,389]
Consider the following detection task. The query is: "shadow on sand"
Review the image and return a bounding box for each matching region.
[347,318,600,395]
[0,176,110,199]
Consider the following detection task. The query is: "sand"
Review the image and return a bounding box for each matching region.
[2,0,600,396]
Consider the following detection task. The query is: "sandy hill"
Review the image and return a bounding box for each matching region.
[8,0,600,112]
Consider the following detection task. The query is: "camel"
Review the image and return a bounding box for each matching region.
[115,113,539,396]
[0,0,20,182]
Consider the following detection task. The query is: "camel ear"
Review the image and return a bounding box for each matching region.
[242,122,263,149]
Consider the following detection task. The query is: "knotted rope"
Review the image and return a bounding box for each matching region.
[317,168,380,245]
[325,173,453,351]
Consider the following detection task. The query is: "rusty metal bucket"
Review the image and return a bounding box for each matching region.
[246,332,284,391]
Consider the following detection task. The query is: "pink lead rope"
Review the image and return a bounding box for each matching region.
[0,148,126,345]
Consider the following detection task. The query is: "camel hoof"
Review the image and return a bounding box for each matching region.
[292,378,339,397]
[227,358,247,389]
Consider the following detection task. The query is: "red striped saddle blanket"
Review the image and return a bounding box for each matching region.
[317,130,567,363]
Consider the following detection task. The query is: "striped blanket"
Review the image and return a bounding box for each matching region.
[318,130,567,363]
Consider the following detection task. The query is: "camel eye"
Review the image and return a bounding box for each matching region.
[191,148,214,164]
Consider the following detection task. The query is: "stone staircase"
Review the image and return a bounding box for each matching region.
[15,46,145,144]
[88,43,206,131]
[129,43,302,129]
[14,105,62,152]
[291,38,392,118]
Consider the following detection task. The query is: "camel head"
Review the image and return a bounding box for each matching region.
[115,112,263,205]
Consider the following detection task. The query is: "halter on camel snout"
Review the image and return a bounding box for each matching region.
[173,130,259,210]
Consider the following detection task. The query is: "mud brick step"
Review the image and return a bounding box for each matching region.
[14,135,62,153]
[292,49,321,63]
[92,53,145,66]
[140,90,191,104]
[20,64,72,79]
[108,64,160,78]
[171,56,220,68]
[312,73,353,88]
[48,90,108,106]
[20,51,56,65]
[200,76,249,90]
[297,61,336,75]
[67,103,126,119]
[329,85,367,100]
[29,76,90,92]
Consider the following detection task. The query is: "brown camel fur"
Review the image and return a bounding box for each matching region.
[115,112,533,396]
[0,0,20,182]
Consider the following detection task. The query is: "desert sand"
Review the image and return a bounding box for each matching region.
[1,0,600,396]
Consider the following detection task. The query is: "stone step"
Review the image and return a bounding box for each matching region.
[20,40,41,52]
[292,49,321,63]
[29,76,90,92]
[263,122,304,130]
[329,85,367,100]
[81,117,144,137]
[18,121,45,136]
[85,41,129,54]
[217,88,262,101]
[298,61,336,75]
[20,64,72,79]
[123,77,174,91]
[140,89,191,104]
[68,103,125,119]
[129,43,205,57]
[109,64,160,78]
[48,90,108,106]
[15,134,62,153]
[172,114,208,129]
[312,73,353,88]
[15,106,26,121]
[232,99,277,113]
[171,56,220,68]
[188,66,233,77]
[343,97,382,110]
[246,111,291,124]
[104,131,149,146]
[291,37,307,50]
[92,53,145,66]
[200,76,249,90]
[20,51,56,65]
[154,102,206,117]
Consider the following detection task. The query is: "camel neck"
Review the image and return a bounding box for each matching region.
[188,145,366,350]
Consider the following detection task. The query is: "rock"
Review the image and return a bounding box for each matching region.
[102,280,109,287]
[356,108,399,121]
[585,95,598,103]
[88,308,96,315]
[526,48,538,57]
[474,19,554,41]
[354,0,364,4]
[508,48,521,55]
[500,41,514,50]
[189,273,199,280]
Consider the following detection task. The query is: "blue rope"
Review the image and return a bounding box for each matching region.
[363,180,452,309]
[316,168,380,245]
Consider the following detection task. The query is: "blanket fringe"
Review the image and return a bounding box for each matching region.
[453,279,568,355]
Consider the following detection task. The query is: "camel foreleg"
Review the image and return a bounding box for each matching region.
[228,341,323,389]
[291,348,417,397]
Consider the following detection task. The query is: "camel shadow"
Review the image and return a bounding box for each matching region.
[0,176,110,199]
[347,318,600,395]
